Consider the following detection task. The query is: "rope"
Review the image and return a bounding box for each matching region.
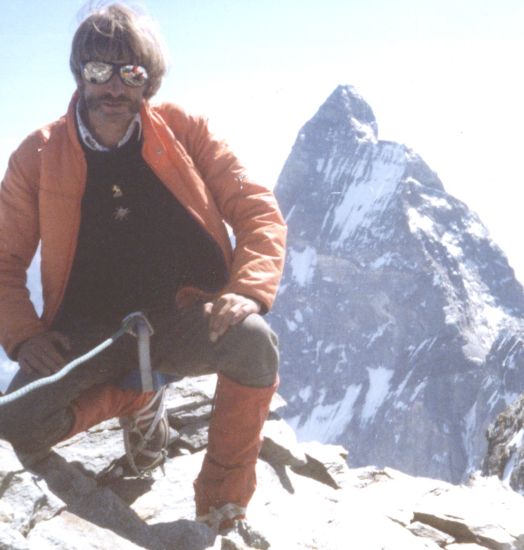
[120,386,168,476]
[0,311,154,407]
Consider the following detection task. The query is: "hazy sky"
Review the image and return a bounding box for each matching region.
[1,0,524,283]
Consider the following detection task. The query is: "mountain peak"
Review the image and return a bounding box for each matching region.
[317,84,378,141]
[271,85,524,485]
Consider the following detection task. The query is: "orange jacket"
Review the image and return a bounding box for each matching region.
[0,94,287,358]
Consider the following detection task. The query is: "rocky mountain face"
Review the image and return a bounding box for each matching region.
[3,375,524,550]
[268,85,524,484]
[483,390,524,494]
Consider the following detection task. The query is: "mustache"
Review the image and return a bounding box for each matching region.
[98,95,131,103]
[82,91,141,115]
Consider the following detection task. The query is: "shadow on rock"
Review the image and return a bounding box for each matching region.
[27,451,165,550]
[151,519,216,550]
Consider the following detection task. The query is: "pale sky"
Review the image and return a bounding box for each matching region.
[1,0,524,284]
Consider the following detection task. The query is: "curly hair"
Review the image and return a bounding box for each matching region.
[70,3,167,99]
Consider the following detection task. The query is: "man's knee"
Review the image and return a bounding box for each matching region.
[2,406,74,453]
[218,314,279,388]
[2,367,80,452]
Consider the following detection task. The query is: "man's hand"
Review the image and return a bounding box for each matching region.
[204,293,261,343]
[17,332,72,377]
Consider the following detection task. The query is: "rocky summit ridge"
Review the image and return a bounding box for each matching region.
[2,375,524,550]
[269,84,524,485]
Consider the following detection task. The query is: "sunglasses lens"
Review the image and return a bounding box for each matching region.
[82,61,114,84]
[120,65,149,87]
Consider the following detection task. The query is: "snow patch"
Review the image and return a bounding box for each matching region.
[407,208,436,236]
[361,367,394,423]
[366,323,390,348]
[487,389,501,411]
[350,116,377,142]
[299,386,313,403]
[324,343,336,354]
[420,194,452,210]
[288,246,318,287]
[284,204,296,223]
[409,379,427,402]
[504,391,520,407]
[503,428,524,485]
[465,214,489,240]
[370,252,396,269]
[294,384,362,443]
[328,143,406,244]
[394,369,415,403]
[441,232,463,259]
[463,402,478,472]
[453,270,509,363]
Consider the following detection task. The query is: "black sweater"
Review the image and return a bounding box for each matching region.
[56,136,227,325]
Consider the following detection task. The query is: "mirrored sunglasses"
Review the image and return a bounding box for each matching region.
[81,61,149,88]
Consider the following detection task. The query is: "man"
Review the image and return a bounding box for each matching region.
[0,3,286,531]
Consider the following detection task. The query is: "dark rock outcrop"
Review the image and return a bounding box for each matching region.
[483,390,524,494]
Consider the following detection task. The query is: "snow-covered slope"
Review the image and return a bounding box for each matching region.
[269,84,524,483]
